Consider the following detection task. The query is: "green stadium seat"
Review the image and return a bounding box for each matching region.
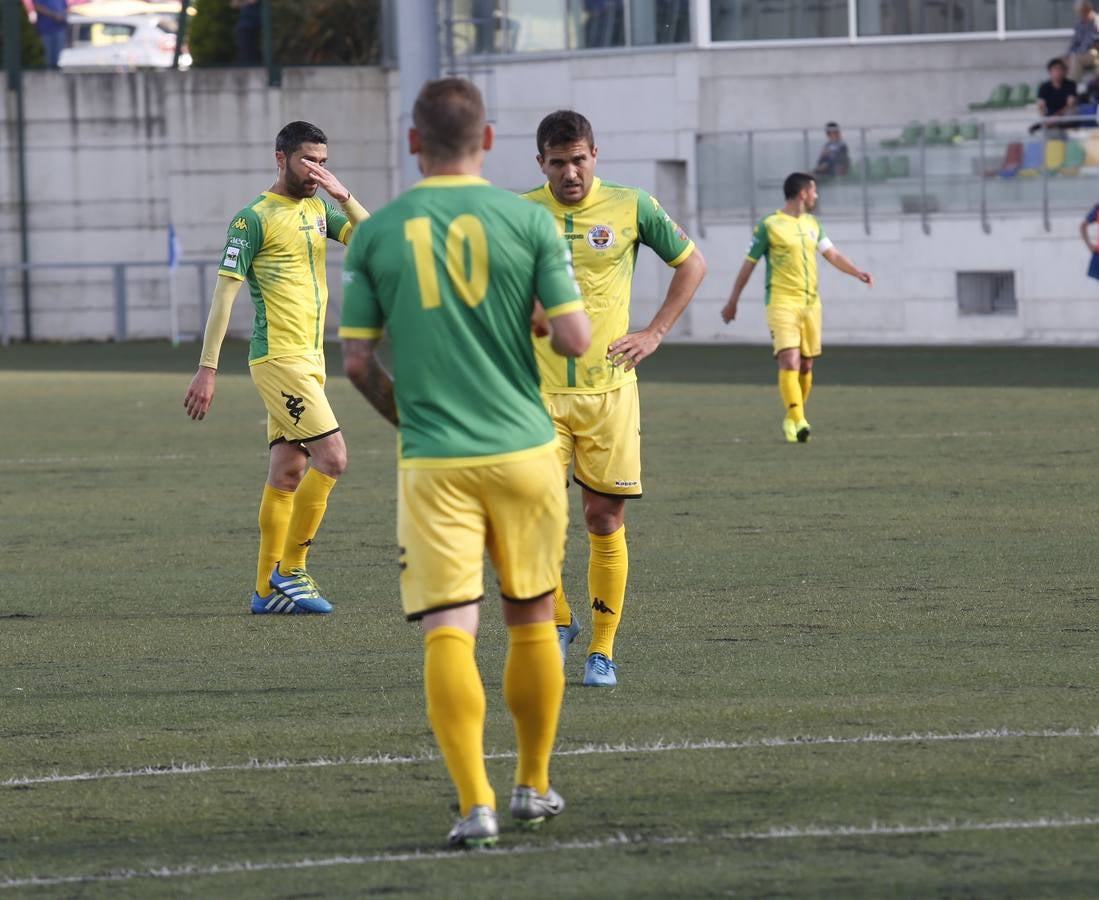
[1010,83,1035,107]
[968,83,1011,110]
[881,121,922,148]
[888,155,911,178]
[956,121,980,142]
[1060,139,1086,174]
[869,157,891,181]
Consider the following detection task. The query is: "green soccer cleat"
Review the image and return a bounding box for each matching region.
[447,805,499,849]
[796,418,811,443]
[782,417,798,443]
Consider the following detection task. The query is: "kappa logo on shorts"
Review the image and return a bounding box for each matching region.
[281,391,306,425]
[398,545,407,572]
[587,224,615,250]
[614,480,639,488]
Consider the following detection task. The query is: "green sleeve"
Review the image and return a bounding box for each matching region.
[531,206,582,313]
[324,198,351,244]
[746,218,769,262]
[636,188,695,266]
[339,223,384,336]
[218,208,262,278]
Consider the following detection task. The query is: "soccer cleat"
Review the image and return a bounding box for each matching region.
[510,785,565,828]
[782,417,798,443]
[266,564,333,614]
[796,418,811,443]
[447,805,499,849]
[557,617,580,665]
[582,652,617,687]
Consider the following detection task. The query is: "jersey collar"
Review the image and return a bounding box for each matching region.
[414,175,490,189]
[541,176,602,211]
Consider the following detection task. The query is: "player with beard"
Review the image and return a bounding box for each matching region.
[721,172,872,443]
[184,120,370,614]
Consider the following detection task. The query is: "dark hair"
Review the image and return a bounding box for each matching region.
[536,110,595,156]
[412,77,486,161]
[276,121,328,156]
[825,121,840,130]
[783,172,816,199]
[1048,57,1068,71]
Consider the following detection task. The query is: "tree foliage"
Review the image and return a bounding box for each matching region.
[188,0,382,67]
[0,2,47,70]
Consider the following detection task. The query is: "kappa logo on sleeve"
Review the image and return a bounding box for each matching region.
[231,217,248,230]
[222,246,240,269]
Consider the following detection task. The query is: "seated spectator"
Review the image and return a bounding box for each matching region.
[813,122,850,178]
[1032,58,1079,133]
[1066,2,1099,82]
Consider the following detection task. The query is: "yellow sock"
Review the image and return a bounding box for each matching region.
[587,526,627,659]
[280,468,336,573]
[257,484,294,594]
[424,627,494,816]
[778,369,803,421]
[799,371,813,411]
[552,580,572,629]
[504,621,564,794]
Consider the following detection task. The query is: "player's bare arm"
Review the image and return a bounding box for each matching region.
[343,337,398,426]
[548,307,592,358]
[607,249,707,372]
[531,299,550,337]
[822,248,873,286]
[721,258,758,323]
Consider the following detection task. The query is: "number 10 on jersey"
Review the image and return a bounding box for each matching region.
[404,215,489,310]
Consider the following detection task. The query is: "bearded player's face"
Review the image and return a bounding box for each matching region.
[803,181,818,212]
[281,142,328,199]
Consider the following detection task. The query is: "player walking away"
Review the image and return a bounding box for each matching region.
[183,121,369,614]
[340,78,590,849]
[523,110,707,687]
[721,172,872,443]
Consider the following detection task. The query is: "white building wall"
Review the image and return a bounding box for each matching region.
[2,33,1095,346]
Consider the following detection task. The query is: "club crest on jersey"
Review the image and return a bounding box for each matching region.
[587,224,615,250]
[315,215,326,237]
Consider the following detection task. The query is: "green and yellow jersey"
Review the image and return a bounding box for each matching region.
[746,211,833,307]
[521,177,695,394]
[339,175,583,467]
[217,192,353,364]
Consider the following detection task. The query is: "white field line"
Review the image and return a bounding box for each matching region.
[3,726,1096,788]
[1,815,1096,890]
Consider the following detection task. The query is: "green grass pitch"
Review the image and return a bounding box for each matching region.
[1,341,1096,898]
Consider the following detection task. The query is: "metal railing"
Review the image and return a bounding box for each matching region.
[0,260,217,346]
[697,115,1099,235]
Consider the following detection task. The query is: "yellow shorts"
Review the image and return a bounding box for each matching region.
[250,354,340,447]
[544,383,642,498]
[397,444,568,621]
[767,303,823,358]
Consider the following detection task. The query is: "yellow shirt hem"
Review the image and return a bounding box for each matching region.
[398,439,558,470]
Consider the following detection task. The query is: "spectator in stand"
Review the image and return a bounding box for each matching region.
[1033,58,1079,133]
[1066,2,1099,82]
[813,123,850,178]
[1079,200,1099,281]
[32,0,68,69]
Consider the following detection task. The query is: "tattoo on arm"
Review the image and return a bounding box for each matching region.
[346,341,398,427]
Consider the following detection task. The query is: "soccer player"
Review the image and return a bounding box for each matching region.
[721,172,872,443]
[522,110,707,687]
[340,78,590,849]
[183,121,369,614]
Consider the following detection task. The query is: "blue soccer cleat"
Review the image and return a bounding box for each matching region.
[260,564,333,615]
[557,616,580,665]
[582,652,617,687]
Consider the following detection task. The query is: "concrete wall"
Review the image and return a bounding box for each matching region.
[3,33,1096,346]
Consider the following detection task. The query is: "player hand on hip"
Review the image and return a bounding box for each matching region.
[607,328,661,372]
